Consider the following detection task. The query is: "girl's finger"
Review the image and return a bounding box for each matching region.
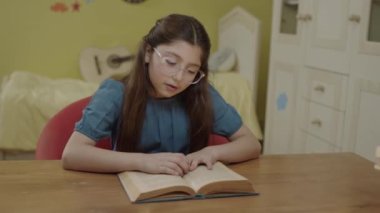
[190,159,198,171]
[166,161,184,176]
[159,165,178,176]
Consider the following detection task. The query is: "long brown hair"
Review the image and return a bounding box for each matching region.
[116,14,212,153]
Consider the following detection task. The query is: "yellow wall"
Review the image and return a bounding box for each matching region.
[0,0,272,124]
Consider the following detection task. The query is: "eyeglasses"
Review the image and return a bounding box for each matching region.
[153,48,205,85]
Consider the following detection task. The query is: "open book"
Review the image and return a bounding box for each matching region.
[118,162,258,203]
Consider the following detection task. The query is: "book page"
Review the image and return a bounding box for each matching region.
[122,171,189,193]
[183,162,247,192]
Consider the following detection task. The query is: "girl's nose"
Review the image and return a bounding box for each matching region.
[171,68,184,81]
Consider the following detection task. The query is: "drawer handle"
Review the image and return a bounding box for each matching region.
[304,14,312,21]
[296,14,312,21]
[348,14,361,23]
[311,119,322,127]
[314,85,325,93]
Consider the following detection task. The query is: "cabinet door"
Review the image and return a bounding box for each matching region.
[345,80,380,162]
[305,0,351,74]
[264,62,299,154]
[344,0,380,162]
[357,0,380,55]
[265,0,306,154]
[272,0,307,45]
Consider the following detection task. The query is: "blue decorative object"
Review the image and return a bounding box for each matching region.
[276,92,288,111]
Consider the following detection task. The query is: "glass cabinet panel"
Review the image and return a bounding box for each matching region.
[280,0,299,35]
[368,0,380,42]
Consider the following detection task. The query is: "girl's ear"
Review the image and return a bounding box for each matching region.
[144,46,152,63]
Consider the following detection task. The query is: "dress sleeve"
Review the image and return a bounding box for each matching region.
[75,79,124,141]
[209,85,243,137]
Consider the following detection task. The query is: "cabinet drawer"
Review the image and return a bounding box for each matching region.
[303,67,348,111]
[305,134,339,153]
[301,101,344,146]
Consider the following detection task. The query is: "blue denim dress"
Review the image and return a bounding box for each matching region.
[75,79,242,154]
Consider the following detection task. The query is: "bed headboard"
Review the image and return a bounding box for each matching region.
[218,6,261,104]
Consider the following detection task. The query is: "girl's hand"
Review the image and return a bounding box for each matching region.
[138,153,190,176]
[186,146,218,171]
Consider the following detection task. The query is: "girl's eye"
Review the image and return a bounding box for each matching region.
[164,58,177,66]
[187,70,198,75]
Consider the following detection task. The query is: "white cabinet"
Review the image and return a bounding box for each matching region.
[344,0,380,162]
[264,0,305,154]
[265,0,380,162]
[305,0,351,74]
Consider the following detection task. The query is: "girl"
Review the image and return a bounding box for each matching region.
[62,14,261,176]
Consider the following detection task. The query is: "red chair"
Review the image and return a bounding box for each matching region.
[208,134,229,146]
[35,97,112,160]
[35,97,228,160]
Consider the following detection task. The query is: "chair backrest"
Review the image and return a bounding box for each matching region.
[35,97,229,160]
[208,134,229,146]
[35,97,112,160]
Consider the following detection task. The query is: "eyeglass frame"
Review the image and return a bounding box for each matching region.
[152,48,205,85]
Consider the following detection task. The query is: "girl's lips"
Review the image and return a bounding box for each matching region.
[165,83,178,92]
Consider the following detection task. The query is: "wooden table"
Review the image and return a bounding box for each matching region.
[1,153,379,212]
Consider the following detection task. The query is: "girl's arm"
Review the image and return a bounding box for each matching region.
[62,131,189,175]
[186,124,261,170]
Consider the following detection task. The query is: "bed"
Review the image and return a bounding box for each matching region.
[0,6,262,159]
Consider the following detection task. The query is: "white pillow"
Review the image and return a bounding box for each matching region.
[208,48,236,72]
